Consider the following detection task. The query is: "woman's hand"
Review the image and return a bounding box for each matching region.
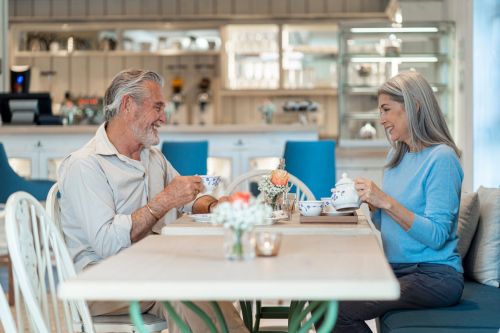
[354,177,391,210]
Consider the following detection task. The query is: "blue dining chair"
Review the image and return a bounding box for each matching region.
[0,143,54,203]
[161,141,208,176]
[283,140,336,199]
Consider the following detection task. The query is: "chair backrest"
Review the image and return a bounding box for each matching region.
[161,141,208,176]
[46,183,62,233]
[283,140,336,199]
[226,169,316,201]
[5,191,95,333]
[0,283,17,333]
[0,142,55,203]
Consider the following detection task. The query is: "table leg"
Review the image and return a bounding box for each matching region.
[129,300,229,333]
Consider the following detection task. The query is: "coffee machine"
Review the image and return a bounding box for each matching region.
[193,77,213,126]
[10,65,31,93]
[168,75,188,125]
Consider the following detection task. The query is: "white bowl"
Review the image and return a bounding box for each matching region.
[200,175,221,193]
[298,200,323,216]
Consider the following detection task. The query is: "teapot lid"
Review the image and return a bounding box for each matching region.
[335,173,354,187]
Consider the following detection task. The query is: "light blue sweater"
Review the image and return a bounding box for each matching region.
[372,144,464,273]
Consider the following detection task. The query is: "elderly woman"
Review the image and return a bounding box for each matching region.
[331,71,464,333]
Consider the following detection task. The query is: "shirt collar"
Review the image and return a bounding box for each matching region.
[94,122,150,171]
[95,123,120,156]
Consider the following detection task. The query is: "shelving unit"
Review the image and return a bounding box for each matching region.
[219,23,339,138]
[338,22,455,146]
[10,23,222,127]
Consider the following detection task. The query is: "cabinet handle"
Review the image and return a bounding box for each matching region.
[36,141,42,148]
[235,139,244,146]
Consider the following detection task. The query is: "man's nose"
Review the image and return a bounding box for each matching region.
[159,109,167,123]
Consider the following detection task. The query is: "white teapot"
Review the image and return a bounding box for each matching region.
[330,173,361,210]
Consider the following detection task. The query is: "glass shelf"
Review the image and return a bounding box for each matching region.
[15,26,221,54]
[282,24,338,89]
[222,24,339,91]
[338,22,455,144]
[224,24,280,90]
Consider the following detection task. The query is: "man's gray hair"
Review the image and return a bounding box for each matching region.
[378,71,460,168]
[103,69,164,121]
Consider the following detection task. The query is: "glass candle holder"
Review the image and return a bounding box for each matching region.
[255,232,282,257]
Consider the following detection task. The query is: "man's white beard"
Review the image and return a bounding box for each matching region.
[132,123,159,148]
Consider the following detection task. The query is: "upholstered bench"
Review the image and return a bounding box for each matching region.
[380,187,500,333]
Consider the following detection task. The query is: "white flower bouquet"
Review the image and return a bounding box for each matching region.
[211,192,272,231]
[212,192,272,260]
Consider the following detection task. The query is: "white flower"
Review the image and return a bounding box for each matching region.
[212,197,272,231]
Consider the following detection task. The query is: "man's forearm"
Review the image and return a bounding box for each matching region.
[130,195,178,242]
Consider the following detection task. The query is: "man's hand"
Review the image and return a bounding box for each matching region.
[160,176,204,208]
[354,177,391,210]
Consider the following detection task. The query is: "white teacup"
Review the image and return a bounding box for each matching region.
[200,175,221,193]
[321,197,335,213]
[298,200,323,217]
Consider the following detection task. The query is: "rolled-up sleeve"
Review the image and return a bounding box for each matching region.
[407,154,462,250]
[62,158,132,258]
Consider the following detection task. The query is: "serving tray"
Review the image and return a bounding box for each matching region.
[299,211,358,224]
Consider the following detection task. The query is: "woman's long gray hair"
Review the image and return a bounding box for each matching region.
[378,71,460,168]
[103,69,164,121]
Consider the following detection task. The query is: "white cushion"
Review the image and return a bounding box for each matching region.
[464,186,500,287]
[456,192,480,259]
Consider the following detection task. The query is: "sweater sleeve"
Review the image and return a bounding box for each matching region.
[371,208,381,230]
[406,150,462,250]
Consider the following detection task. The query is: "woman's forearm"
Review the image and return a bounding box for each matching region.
[382,195,415,231]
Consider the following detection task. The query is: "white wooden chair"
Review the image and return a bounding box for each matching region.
[46,183,168,333]
[0,283,19,333]
[226,169,316,201]
[5,191,95,333]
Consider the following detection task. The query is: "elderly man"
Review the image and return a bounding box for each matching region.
[58,69,248,333]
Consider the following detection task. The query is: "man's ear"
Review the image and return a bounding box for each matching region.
[415,101,420,112]
[120,95,132,114]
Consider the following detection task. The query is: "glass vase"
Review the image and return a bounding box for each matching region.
[223,227,256,261]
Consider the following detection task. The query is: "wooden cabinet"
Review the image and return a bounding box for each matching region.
[0,125,318,182]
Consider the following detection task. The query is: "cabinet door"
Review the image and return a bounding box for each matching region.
[223,25,279,89]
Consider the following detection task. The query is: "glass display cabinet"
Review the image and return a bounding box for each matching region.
[338,22,455,146]
[282,24,338,89]
[222,24,280,90]
[222,24,338,90]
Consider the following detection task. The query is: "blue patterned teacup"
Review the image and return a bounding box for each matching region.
[200,175,221,193]
[298,200,323,216]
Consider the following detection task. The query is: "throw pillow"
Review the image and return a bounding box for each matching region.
[464,186,500,287]
[456,192,480,259]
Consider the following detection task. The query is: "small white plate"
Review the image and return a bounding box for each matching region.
[190,214,213,223]
[256,217,278,226]
[324,210,354,216]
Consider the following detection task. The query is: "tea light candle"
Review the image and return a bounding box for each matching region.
[256,232,282,257]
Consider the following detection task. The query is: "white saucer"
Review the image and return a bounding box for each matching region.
[255,217,278,226]
[324,210,354,216]
[190,214,213,223]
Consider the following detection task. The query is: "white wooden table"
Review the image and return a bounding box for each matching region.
[59,233,399,331]
[161,211,377,236]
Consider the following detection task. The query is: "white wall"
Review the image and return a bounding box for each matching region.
[0,0,8,92]
[443,0,474,192]
[472,0,500,189]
